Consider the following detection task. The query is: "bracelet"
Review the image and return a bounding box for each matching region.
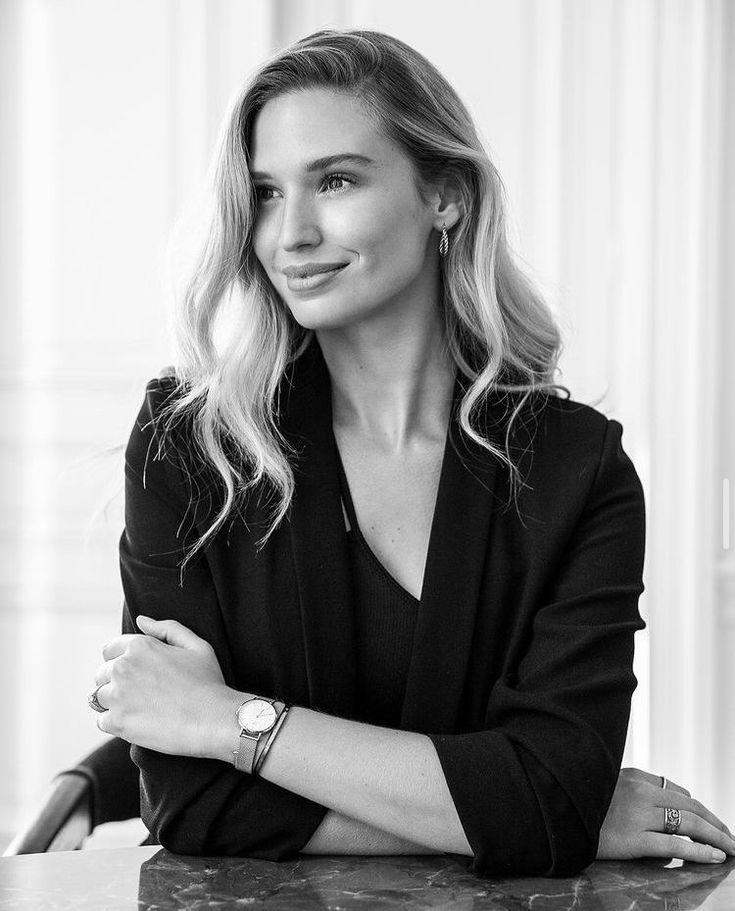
[253,706,290,777]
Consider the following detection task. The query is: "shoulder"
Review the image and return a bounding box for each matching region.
[478,388,640,507]
[533,392,614,456]
[126,375,180,450]
[136,374,179,422]
[124,374,195,490]
[516,388,609,431]
[480,387,614,457]
[532,393,631,475]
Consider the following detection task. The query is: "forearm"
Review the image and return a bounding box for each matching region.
[301,809,445,855]
[213,690,473,857]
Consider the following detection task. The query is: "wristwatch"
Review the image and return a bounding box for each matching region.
[233,696,286,774]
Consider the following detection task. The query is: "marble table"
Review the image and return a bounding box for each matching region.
[1,846,734,909]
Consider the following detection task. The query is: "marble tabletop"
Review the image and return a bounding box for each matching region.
[1,846,734,910]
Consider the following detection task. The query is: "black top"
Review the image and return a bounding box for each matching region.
[120,337,646,876]
[334,445,419,727]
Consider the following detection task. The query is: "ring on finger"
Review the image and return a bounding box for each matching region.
[664,807,682,835]
[88,685,108,714]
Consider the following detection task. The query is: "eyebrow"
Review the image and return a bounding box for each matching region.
[249,153,378,181]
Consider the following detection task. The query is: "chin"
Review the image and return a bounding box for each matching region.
[283,297,375,332]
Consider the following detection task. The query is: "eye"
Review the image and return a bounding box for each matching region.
[254,186,276,203]
[253,173,356,205]
[321,173,356,193]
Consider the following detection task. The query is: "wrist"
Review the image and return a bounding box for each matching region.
[234,695,288,774]
[210,687,255,763]
[214,689,288,772]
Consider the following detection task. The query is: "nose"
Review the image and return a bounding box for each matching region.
[277,194,321,251]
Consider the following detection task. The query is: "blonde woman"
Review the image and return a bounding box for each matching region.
[89,29,733,875]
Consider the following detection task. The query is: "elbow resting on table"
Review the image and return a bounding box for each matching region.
[471,810,598,878]
[544,827,599,878]
[143,809,309,862]
[521,788,604,877]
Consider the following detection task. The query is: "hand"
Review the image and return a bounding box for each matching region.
[92,616,233,758]
[597,767,735,864]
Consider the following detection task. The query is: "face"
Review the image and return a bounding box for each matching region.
[249,88,442,332]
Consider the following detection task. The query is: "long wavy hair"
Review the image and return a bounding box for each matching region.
[156,28,571,568]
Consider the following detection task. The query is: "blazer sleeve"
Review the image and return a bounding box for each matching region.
[119,378,329,857]
[426,417,646,877]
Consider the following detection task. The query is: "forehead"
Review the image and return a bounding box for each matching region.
[249,88,396,172]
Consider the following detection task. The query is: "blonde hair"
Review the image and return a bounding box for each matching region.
[157,28,570,568]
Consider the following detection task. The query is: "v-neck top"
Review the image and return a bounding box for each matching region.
[334,445,419,727]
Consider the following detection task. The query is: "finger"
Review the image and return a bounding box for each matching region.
[624,767,665,787]
[646,808,735,856]
[639,832,727,864]
[661,777,691,798]
[653,790,734,841]
[102,634,141,660]
[96,708,115,736]
[136,616,207,650]
[93,661,113,687]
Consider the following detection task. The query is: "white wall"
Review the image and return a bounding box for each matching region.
[1,0,732,844]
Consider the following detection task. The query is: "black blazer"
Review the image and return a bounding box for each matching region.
[120,338,646,877]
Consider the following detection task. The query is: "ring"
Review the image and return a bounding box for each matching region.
[87,685,107,713]
[663,807,681,835]
[661,775,668,790]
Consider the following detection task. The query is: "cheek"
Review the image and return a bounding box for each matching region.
[362,209,428,279]
[346,198,425,265]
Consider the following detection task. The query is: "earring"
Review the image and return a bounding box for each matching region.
[439,223,449,257]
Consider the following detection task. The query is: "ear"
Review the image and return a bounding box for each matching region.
[430,177,463,231]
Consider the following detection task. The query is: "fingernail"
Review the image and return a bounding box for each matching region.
[711,849,727,862]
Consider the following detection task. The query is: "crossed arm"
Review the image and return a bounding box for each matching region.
[302,810,444,856]
[95,613,735,867]
[96,615,468,855]
[221,699,463,855]
[96,615,735,867]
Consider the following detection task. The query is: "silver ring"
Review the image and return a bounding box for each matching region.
[661,775,668,790]
[663,807,681,835]
[87,685,107,713]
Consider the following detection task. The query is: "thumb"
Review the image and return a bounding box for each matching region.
[136,616,207,650]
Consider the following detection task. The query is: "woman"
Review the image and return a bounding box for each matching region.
[88,29,733,875]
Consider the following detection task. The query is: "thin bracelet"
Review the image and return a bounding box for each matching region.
[253,707,290,776]
[253,707,289,776]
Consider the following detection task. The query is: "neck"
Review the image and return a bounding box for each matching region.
[315,318,456,452]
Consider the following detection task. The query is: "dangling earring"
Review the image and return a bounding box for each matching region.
[439,223,449,257]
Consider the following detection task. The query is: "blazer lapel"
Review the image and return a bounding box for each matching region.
[281,340,358,719]
[400,380,501,734]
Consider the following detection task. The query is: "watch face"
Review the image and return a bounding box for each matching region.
[237,699,277,733]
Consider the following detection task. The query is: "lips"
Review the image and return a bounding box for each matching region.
[283,263,348,292]
[281,263,348,279]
